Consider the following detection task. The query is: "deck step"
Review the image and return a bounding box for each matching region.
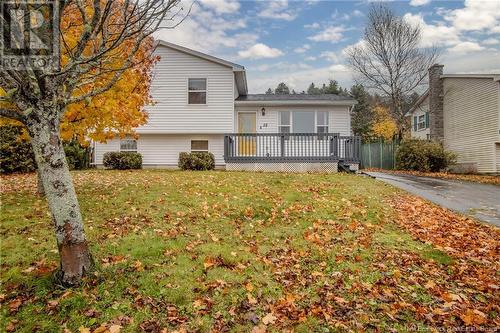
[338,162,355,173]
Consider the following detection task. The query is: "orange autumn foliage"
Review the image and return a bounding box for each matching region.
[1,0,157,144]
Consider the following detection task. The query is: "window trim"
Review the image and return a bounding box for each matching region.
[187,78,207,105]
[191,140,209,153]
[279,111,329,134]
[119,139,137,153]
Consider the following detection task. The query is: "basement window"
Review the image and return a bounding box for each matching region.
[191,140,209,152]
[120,139,137,152]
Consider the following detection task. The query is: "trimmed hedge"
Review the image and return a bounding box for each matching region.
[64,140,91,170]
[396,139,456,172]
[103,152,142,170]
[0,125,36,174]
[178,152,215,171]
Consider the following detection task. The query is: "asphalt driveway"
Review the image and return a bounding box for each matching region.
[365,171,500,227]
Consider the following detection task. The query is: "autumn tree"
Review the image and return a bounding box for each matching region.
[346,4,438,138]
[0,0,185,286]
[371,105,398,140]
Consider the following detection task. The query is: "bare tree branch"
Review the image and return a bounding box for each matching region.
[346,4,439,137]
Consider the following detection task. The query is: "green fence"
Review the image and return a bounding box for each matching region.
[360,140,399,170]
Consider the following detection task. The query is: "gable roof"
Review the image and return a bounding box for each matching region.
[408,90,429,115]
[156,41,248,95]
[236,94,357,106]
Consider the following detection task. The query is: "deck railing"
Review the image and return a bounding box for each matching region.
[224,133,361,163]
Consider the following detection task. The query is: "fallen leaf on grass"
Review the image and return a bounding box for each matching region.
[262,313,277,325]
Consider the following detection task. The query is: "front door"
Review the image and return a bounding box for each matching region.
[238,112,256,156]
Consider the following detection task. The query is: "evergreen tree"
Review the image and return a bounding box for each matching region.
[265,88,274,95]
[321,80,342,94]
[307,83,321,95]
[350,84,374,141]
[275,82,290,95]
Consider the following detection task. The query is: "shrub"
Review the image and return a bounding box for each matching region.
[103,152,142,170]
[64,140,91,170]
[178,152,215,171]
[0,125,36,174]
[396,139,456,172]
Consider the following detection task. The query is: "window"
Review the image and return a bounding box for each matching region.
[316,111,329,134]
[191,140,208,152]
[188,78,207,104]
[417,114,426,130]
[279,111,329,135]
[293,112,315,133]
[279,111,291,134]
[120,139,137,152]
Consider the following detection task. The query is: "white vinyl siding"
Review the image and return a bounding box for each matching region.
[443,78,500,173]
[138,45,235,134]
[94,135,225,167]
[235,105,351,136]
[410,95,431,140]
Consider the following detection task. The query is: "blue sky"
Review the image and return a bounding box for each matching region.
[156,0,500,93]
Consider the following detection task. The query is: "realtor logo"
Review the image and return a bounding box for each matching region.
[0,0,59,70]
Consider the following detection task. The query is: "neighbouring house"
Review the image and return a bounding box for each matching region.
[408,64,500,174]
[94,41,360,173]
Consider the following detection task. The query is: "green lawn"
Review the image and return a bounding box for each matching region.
[0,170,493,332]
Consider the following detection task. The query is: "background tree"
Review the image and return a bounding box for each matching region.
[350,84,374,141]
[371,105,398,140]
[0,0,185,286]
[307,83,321,95]
[346,4,438,138]
[275,82,290,95]
[265,88,274,95]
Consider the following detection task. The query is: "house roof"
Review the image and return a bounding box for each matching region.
[407,90,429,115]
[440,74,500,81]
[156,40,248,95]
[235,94,357,106]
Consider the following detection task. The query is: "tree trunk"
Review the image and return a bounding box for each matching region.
[27,113,93,287]
[37,168,45,196]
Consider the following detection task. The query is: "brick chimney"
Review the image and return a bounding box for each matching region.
[428,64,444,141]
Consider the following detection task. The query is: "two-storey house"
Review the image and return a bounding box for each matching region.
[94,41,360,172]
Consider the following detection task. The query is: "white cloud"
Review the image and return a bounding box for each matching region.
[403,13,460,47]
[294,44,311,53]
[447,41,485,54]
[258,0,297,21]
[352,10,364,17]
[254,62,312,72]
[238,43,284,59]
[483,38,500,45]
[320,51,341,62]
[410,0,431,6]
[198,0,240,14]
[329,64,349,72]
[443,0,500,32]
[308,26,346,43]
[441,49,500,73]
[305,56,317,61]
[155,3,255,54]
[304,22,320,29]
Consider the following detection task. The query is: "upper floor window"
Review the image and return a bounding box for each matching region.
[188,78,207,104]
[120,139,137,152]
[191,140,208,152]
[417,114,426,130]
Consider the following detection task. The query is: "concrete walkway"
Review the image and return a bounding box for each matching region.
[365,171,500,227]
